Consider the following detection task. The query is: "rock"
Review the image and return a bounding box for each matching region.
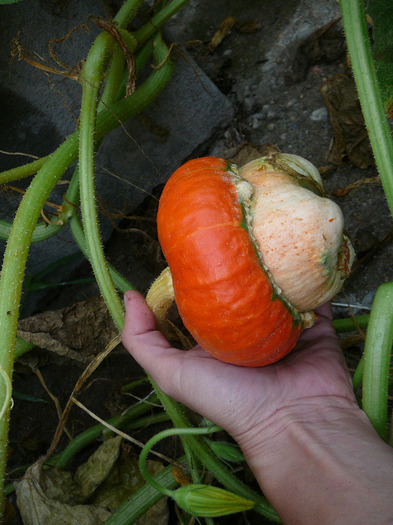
[310,107,328,121]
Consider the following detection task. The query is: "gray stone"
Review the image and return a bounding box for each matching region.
[310,107,328,121]
[0,1,233,314]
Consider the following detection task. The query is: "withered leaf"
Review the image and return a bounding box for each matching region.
[16,440,168,525]
[92,444,169,524]
[321,73,374,168]
[75,435,122,501]
[209,16,235,52]
[17,296,118,363]
[15,463,111,525]
[238,21,261,34]
[224,141,280,166]
[288,18,346,84]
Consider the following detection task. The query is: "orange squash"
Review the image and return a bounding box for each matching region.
[151,155,353,367]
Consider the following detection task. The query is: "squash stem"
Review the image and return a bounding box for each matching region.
[139,425,221,498]
[134,0,191,46]
[146,267,175,333]
[69,214,134,293]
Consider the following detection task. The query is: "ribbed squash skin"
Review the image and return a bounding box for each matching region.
[157,157,303,367]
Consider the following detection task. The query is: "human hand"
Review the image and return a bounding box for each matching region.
[121,290,357,445]
[123,291,393,525]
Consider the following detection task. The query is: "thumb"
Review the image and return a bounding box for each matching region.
[121,290,238,422]
[122,290,198,400]
[122,289,174,362]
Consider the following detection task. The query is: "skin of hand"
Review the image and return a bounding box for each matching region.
[122,290,393,524]
[121,290,356,441]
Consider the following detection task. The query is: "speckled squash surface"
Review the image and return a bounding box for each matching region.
[157,157,305,366]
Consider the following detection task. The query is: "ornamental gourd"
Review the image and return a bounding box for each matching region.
[146,153,354,367]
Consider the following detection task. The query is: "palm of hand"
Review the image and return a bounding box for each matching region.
[122,293,356,440]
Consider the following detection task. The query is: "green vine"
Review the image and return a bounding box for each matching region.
[78,31,124,330]
[340,0,393,440]
[138,425,256,518]
[0,0,184,513]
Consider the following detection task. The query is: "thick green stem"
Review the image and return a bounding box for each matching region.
[0,15,174,518]
[362,283,393,440]
[134,0,191,46]
[97,47,126,114]
[332,314,369,333]
[340,0,393,217]
[69,214,134,293]
[78,31,124,331]
[353,354,364,392]
[340,0,393,440]
[113,0,145,28]
[0,131,79,514]
[0,156,48,185]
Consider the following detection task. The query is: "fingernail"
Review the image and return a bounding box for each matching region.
[124,290,133,307]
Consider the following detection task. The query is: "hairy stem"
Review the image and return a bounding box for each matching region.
[78,31,124,330]
[134,0,191,45]
[340,0,393,217]
[0,11,174,517]
[69,214,134,293]
[0,130,79,514]
[340,0,393,439]
[113,0,145,28]
[0,156,48,185]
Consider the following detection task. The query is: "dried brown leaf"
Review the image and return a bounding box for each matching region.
[334,176,381,196]
[224,141,280,167]
[15,440,168,525]
[15,463,111,525]
[17,296,118,363]
[75,436,122,501]
[209,16,235,52]
[288,18,346,84]
[238,21,261,34]
[321,73,374,168]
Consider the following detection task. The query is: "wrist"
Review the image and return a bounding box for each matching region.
[233,398,393,524]
[234,396,365,467]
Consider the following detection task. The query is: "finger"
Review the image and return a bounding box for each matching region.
[122,290,204,399]
[123,289,159,335]
[122,289,173,355]
[122,291,253,426]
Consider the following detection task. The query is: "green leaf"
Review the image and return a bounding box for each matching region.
[367,0,393,115]
[0,0,24,4]
[13,391,50,404]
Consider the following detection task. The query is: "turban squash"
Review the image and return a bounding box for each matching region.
[147,153,354,367]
